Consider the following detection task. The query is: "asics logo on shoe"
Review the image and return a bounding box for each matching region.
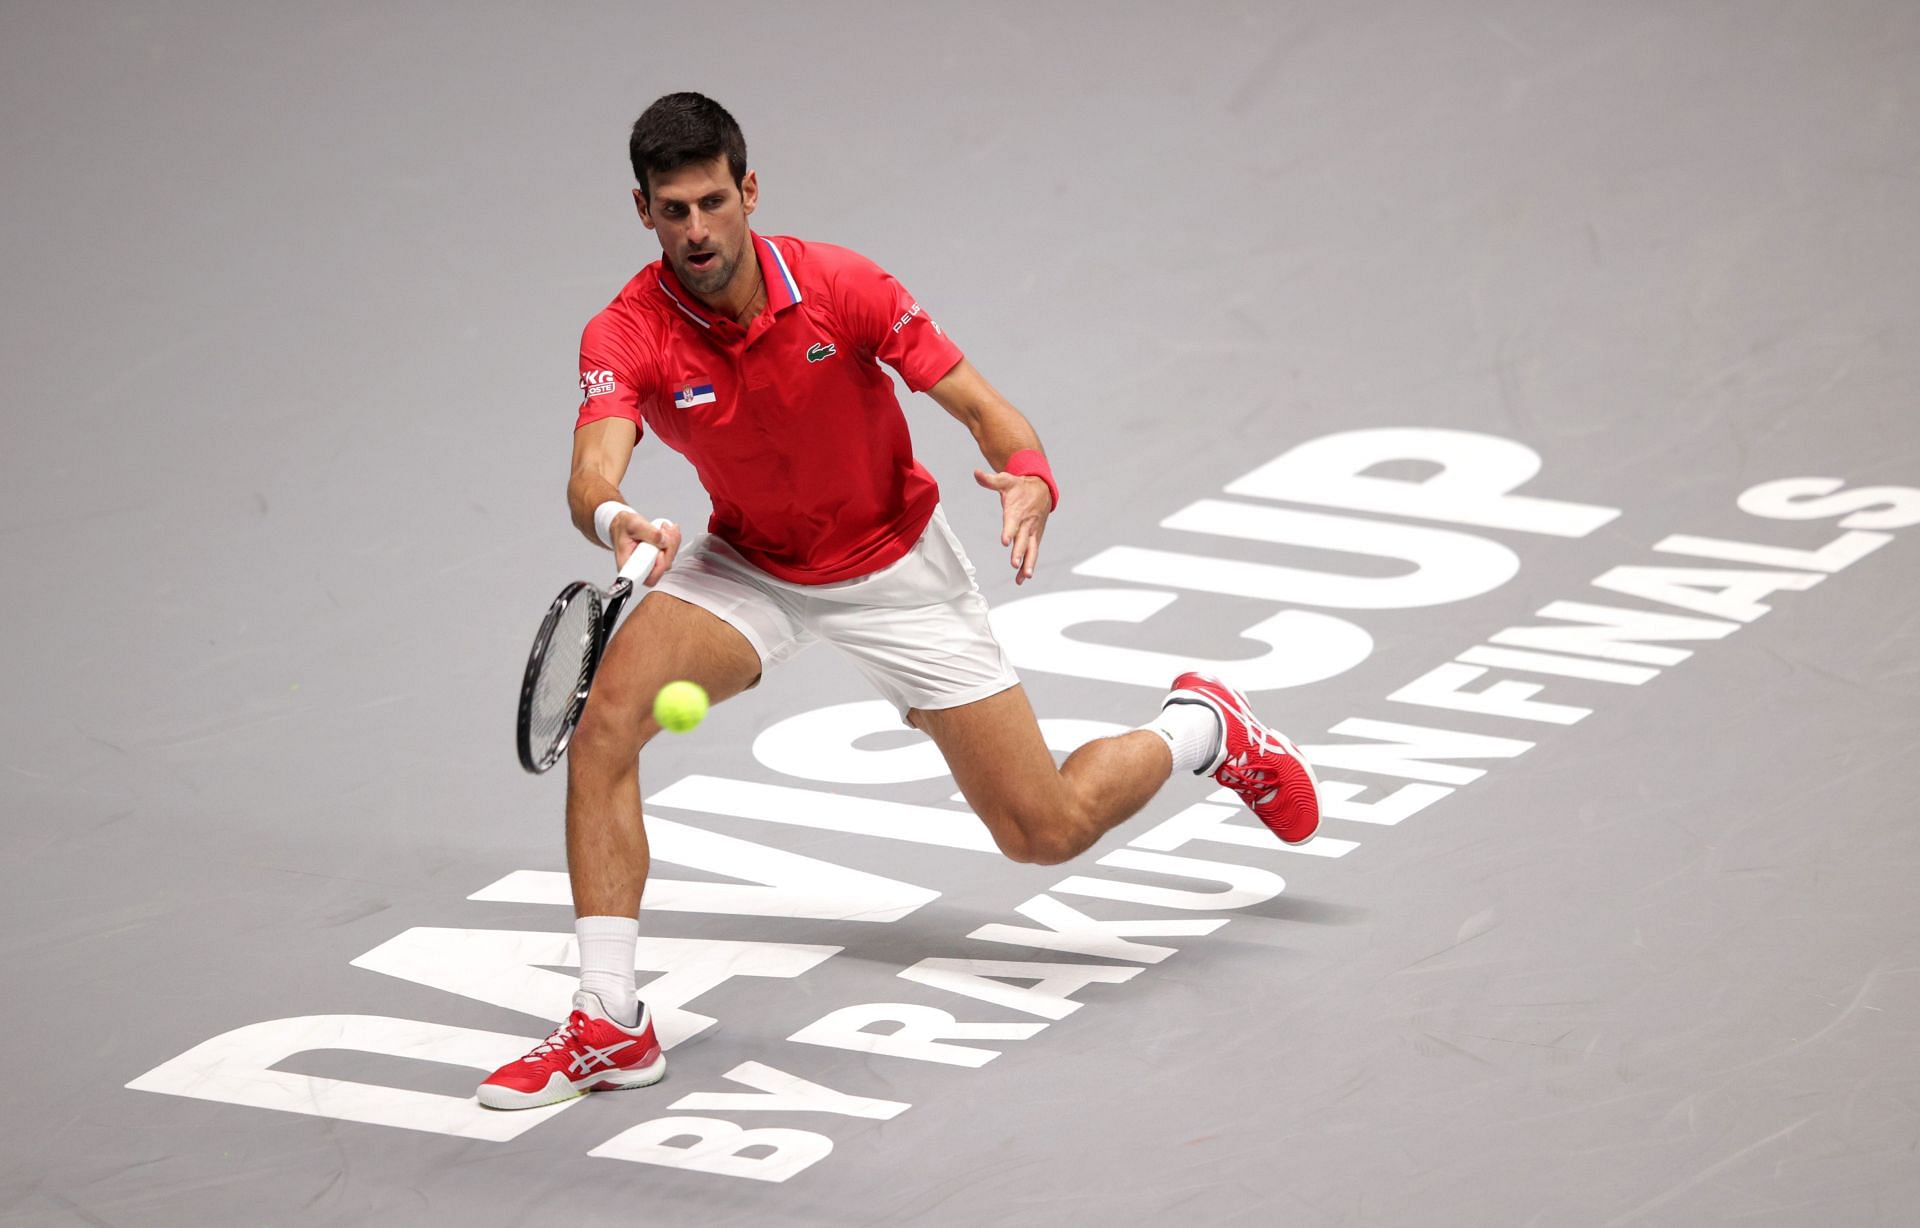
[567,1039,638,1075]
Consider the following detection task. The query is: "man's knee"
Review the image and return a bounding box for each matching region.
[569,678,660,764]
[981,800,1088,866]
[1021,829,1085,866]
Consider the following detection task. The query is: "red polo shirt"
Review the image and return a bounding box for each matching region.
[574,233,965,584]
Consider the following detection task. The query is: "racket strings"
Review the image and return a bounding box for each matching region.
[529,594,602,754]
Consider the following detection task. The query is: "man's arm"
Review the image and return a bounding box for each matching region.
[927,358,1055,584]
[568,416,679,584]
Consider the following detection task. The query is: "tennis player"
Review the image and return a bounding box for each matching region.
[479,93,1321,1109]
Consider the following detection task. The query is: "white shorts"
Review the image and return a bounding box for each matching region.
[648,504,1021,719]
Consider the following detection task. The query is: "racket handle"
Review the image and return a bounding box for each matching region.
[617,519,673,585]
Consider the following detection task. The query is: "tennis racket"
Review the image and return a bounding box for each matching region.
[515,523,672,774]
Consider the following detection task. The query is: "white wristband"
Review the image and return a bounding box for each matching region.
[593,501,639,549]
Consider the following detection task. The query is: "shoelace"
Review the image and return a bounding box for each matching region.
[1216,750,1281,787]
[1216,750,1295,814]
[521,1014,586,1064]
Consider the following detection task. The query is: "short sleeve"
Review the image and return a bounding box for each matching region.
[828,248,965,393]
[574,311,652,436]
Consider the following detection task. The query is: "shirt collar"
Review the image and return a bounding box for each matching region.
[753,233,803,313]
[655,232,802,331]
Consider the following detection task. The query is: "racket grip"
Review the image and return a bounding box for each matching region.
[617,520,673,585]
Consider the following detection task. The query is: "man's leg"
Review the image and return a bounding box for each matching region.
[481,557,808,1108]
[910,685,1181,865]
[819,506,1311,866]
[563,592,764,1024]
[565,591,764,919]
[480,591,765,1110]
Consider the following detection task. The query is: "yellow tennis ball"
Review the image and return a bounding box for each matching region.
[653,680,709,733]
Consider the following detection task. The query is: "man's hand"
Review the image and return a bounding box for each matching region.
[610,512,681,586]
[974,467,1051,584]
[927,358,1054,585]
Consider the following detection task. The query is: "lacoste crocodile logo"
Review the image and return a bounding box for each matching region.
[806,341,837,363]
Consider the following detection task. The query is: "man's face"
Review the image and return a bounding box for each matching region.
[635,156,758,299]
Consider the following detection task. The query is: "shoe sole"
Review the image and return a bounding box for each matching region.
[477,1052,667,1111]
[1167,673,1322,844]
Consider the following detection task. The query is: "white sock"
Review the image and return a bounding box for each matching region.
[575,915,640,1027]
[1141,701,1223,775]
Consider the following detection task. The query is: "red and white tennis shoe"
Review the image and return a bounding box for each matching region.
[477,991,665,1110]
[1165,671,1321,845]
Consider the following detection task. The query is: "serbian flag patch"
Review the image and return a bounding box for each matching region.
[673,382,717,409]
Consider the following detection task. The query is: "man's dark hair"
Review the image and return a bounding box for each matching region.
[628,92,747,200]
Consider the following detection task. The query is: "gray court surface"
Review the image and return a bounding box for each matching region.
[5,2,1919,1225]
